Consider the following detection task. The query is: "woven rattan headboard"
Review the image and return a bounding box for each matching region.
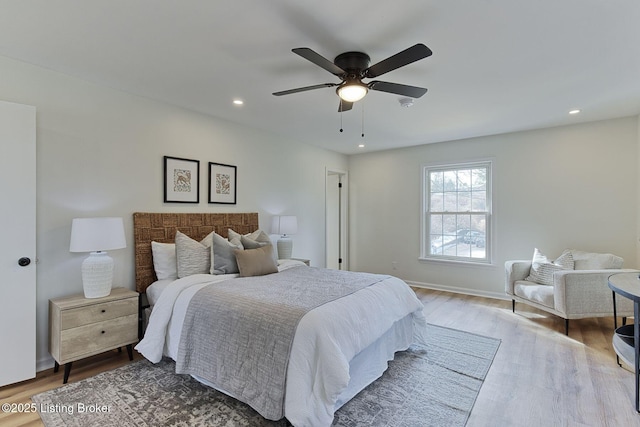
[133,212,259,293]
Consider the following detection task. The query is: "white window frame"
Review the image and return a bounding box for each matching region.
[420,160,493,264]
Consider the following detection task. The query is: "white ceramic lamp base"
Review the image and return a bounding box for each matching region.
[81,251,114,298]
[277,237,293,260]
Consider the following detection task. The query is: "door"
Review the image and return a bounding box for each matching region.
[0,100,36,386]
[326,169,348,270]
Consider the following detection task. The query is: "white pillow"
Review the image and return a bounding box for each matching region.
[175,230,213,278]
[151,241,177,280]
[525,248,574,285]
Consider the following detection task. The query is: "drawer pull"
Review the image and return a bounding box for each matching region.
[101,309,106,313]
[101,331,106,334]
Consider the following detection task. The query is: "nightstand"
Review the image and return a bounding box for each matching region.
[49,287,138,384]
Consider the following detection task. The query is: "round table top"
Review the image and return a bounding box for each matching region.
[608,272,640,301]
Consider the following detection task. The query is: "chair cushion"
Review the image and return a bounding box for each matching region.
[514,281,554,308]
[569,249,623,269]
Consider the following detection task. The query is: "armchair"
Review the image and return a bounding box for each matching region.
[505,249,636,335]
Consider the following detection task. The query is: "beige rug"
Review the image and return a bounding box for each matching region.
[33,324,500,426]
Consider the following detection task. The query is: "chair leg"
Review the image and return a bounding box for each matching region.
[565,319,569,335]
[512,300,515,313]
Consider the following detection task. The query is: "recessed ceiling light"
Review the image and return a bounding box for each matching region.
[569,109,581,115]
[233,99,244,105]
[358,144,365,148]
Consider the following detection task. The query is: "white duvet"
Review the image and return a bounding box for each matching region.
[135,261,427,427]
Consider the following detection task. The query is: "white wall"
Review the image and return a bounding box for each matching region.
[637,118,640,267]
[0,55,347,370]
[348,116,639,298]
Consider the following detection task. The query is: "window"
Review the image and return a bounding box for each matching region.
[421,161,492,263]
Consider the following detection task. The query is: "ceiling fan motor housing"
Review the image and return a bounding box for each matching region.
[334,52,371,77]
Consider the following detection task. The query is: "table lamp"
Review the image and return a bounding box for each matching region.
[271,215,297,259]
[70,217,126,298]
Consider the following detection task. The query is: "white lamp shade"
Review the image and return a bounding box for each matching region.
[70,217,126,252]
[271,215,297,236]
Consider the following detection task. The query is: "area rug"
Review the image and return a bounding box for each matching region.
[32,324,500,427]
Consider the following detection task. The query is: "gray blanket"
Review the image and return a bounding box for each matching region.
[175,266,389,420]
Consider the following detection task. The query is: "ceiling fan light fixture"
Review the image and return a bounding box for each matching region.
[337,82,368,103]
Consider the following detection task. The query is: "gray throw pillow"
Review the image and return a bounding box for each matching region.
[229,228,277,264]
[211,232,243,274]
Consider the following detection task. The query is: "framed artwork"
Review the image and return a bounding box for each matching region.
[208,162,237,204]
[164,156,200,203]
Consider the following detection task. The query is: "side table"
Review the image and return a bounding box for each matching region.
[49,287,138,383]
[608,272,640,412]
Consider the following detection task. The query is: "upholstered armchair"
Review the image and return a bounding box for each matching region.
[505,249,636,335]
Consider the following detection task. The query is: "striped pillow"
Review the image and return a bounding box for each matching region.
[175,230,213,278]
[525,248,574,285]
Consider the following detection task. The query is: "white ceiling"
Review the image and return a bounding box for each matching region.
[1,0,639,154]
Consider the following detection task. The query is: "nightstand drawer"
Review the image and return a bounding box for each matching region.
[60,298,137,330]
[59,314,138,362]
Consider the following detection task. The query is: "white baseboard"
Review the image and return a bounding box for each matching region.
[406,280,509,301]
[37,356,55,373]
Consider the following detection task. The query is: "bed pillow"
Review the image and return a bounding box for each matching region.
[175,230,213,278]
[240,235,269,249]
[211,232,243,274]
[229,228,277,263]
[151,241,177,280]
[525,248,574,285]
[235,245,278,277]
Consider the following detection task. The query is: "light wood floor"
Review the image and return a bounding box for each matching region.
[1,288,639,426]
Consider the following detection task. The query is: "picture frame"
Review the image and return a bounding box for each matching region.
[208,162,237,204]
[163,156,200,203]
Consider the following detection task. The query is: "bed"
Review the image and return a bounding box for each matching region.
[132,212,427,427]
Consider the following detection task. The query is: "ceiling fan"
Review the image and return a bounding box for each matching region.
[273,43,432,112]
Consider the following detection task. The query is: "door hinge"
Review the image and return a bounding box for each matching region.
[338,258,343,264]
[338,182,342,188]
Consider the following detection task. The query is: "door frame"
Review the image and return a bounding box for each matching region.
[325,168,348,270]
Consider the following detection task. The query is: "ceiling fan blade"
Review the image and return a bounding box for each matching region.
[292,48,345,76]
[368,81,428,98]
[338,100,353,112]
[364,44,432,78]
[273,83,338,96]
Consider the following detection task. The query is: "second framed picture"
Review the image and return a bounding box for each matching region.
[208,162,237,204]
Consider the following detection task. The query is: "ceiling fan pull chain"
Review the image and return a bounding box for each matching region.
[339,100,344,133]
[361,101,365,138]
